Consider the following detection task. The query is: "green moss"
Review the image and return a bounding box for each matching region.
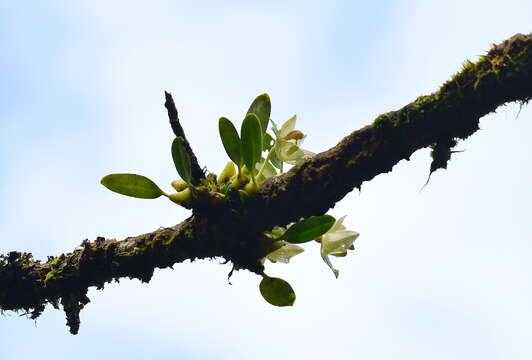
[44,269,59,283]
[409,95,434,114]
[372,113,396,131]
[163,231,180,247]
[473,64,501,90]
[135,234,152,247]
[461,59,476,73]
[45,254,65,270]
[41,253,70,285]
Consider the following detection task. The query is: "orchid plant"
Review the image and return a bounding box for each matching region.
[100,94,359,307]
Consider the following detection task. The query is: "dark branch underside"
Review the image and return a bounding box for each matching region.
[1,33,531,334]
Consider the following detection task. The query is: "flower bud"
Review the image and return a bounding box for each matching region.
[230,174,248,189]
[171,179,188,192]
[244,181,260,195]
[168,188,192,207]
[217,162,236,184]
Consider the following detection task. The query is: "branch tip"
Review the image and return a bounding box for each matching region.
[163,91,206,184]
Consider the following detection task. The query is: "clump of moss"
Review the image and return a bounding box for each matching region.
[422,137,461,189]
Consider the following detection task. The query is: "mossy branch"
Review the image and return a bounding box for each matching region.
[1,33,531,334]
[252,33,532,229]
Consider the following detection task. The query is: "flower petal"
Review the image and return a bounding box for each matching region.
[264,226,286,239]
[330,250,348,257]
[321,230,359,254]
[279,115,297,138]
[267,243,304,264]
[320,246,339,279]
[255,158,278,183]
[287,149,314,165]
[271,119,281,138]
[277,144,314,165]
[329,215,347,233]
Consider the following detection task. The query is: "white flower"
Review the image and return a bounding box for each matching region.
[276,142,315,165]
[255,157,277,183]
[271,116,314,165]
[318,216,359,278]
[263,226,286,239]
[263,226,305,264]
[266,241,304,264]
[272,115,297,139]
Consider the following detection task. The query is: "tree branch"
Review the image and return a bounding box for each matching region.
[1,33,530,334]
[252,33,532,230]
[164,91,205,185]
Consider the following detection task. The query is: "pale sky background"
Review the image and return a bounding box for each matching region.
[1,1,532,359]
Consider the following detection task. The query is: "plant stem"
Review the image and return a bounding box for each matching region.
[256,145,276,179]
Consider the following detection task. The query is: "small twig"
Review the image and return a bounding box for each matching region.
[164,91,206,185]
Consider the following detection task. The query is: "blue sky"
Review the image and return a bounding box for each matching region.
[1,1,532,359]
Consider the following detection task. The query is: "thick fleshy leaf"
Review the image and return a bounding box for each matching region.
[282,215,336,244]
[259,276,296,307]
[246,93,271,136]
[241,113,262,172]
[171,137,192,184]
[101,174,163,199]
[218,117,242,166]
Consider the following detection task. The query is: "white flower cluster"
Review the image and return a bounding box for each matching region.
[265,216,359,278]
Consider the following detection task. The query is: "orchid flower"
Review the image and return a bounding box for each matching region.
[255,157,277,183]
[266,241,305,263]
[271,116,315,166]
[317,216,359,278]
[263,226,304,264]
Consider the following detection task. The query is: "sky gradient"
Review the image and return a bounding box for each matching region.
[1,1,532,359]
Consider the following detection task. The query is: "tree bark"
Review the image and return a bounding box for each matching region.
[1,33,531,334]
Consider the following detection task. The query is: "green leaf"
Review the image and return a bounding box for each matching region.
[171,137,192,185]
[241,113,262,172]
[282,215,336,244]
[259,276,296,307]
[218,117,243,167]
[263,133,275,151]
[246,93,271,136]
[101,174,163,199]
